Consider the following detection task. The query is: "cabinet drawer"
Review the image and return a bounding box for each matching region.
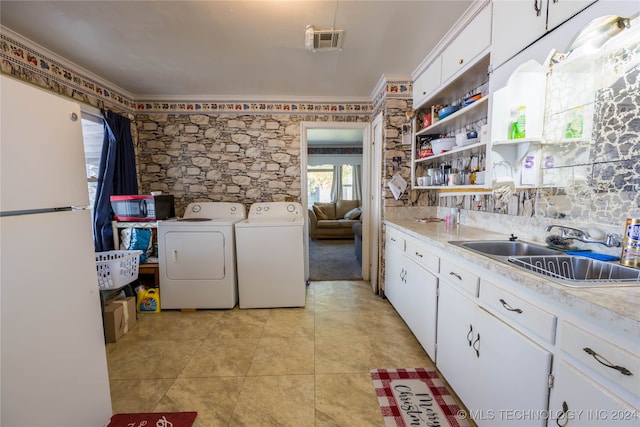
[440,258,479,297]
[405,240,439,273]
[480,280,556,344]
[559,321,640,398]
[386,229,405,251]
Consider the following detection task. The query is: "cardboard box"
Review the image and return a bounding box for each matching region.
[103,296,137,343]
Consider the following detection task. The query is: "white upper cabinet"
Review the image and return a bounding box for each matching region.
[546,0,598,30]
[412,57,442,110]
[441,5,492,84]
[491,0,596,70]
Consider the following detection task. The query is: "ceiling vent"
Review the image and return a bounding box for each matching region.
[305,25,344,52]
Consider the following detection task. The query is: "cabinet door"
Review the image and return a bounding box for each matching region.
[491,0,547,70]
[472,307,552,426]
[384,236,404,307]
[436,280,477,406]
[547,0,596,31]
[441,4,492,83]
[413,57,442,109]
[549,360,639,426]
[403,256,438,360]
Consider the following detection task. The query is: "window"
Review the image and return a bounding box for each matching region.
[307,164,356,208]
[81,112,104,208]
[308,164,333,207]
[340,164,354,200]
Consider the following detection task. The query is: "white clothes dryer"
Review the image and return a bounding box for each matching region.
[234,202,305,308]
[158,202,246,309]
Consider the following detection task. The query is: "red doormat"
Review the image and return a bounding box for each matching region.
[108,412,197,427]
[370,368,471,427]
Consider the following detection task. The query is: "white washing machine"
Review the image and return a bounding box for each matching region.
[234,202,305,309]
[158,202,246,309]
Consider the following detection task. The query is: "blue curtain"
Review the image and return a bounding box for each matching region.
[93,111,138,252]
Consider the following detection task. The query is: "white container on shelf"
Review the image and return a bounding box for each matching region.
[431,137,456,154]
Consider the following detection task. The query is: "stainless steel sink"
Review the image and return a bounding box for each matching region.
[449,240,559,257]
[449,240,640,287]
[509,255,640,287]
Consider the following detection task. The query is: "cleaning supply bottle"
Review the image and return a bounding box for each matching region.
[508,109,518,140]
[137,288,161,313]
[565,107,584,139]
[514,105,526,139]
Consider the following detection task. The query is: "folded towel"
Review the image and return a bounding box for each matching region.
[566,251,620,261]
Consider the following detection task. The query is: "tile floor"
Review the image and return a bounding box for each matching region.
[106,280,440,426]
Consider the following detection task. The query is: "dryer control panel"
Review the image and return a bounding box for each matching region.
[248,202,303,219]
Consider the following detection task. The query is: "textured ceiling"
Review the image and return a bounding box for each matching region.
[1,0,472,100]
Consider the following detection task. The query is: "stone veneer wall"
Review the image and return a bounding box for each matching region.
[135,113,369,216]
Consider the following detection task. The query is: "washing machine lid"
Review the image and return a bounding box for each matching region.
[182,202,246,221]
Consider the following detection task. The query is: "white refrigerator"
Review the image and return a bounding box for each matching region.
[0,75,112,426]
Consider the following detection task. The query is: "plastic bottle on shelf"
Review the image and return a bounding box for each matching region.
[565,107,584,139]
[513,105,526,139]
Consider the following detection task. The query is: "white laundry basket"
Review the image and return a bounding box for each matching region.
[95,250,142,290]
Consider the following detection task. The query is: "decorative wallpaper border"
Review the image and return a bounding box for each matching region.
[0,32,135,111]
[1,29,413,116]
[132,100,372,115]
[308,147,363,155]
[372,80,413,113]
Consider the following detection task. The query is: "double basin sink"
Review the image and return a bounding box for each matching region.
[449,240,640,287]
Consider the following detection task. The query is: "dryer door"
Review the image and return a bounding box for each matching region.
[163,231,225,280]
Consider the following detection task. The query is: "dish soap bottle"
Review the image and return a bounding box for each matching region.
[514,106,526,139]
[565,107,583,139]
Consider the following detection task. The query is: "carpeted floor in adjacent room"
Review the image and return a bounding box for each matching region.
[309,238,362,281]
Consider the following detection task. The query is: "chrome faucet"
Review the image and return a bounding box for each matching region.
[545,225,622,247]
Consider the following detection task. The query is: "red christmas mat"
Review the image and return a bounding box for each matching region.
[108,412,197,427]
[370,368,471,427]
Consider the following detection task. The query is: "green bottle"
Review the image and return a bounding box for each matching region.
[565,107,583,139]
[514,106,526,139]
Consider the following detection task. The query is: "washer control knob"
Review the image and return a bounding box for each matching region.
[264,206,269,211]
[192,204,201,213]
[287,204,295,212]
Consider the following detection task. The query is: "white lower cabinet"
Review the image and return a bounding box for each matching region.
[384,229,438,360]
[402,256,438,359]
[549,360,639,426]
[437,280,552,426]
[384,230,405,309]
[435,279,477,405]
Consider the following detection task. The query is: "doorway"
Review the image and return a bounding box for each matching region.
[300,121,372,283]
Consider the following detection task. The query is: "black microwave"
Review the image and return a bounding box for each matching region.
[110,195,175,221]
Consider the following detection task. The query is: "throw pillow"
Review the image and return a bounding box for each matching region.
[344,207,362,220]
[313,205,330,220]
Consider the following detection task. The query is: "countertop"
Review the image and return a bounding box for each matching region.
[386,219,640,340]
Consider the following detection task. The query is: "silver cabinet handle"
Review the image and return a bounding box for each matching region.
[472,333,480,358]
[556,401,569,427]
[499,298,523,314]
[583,347,633,376]
[449,271,462,280]
[534,0,542,16]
